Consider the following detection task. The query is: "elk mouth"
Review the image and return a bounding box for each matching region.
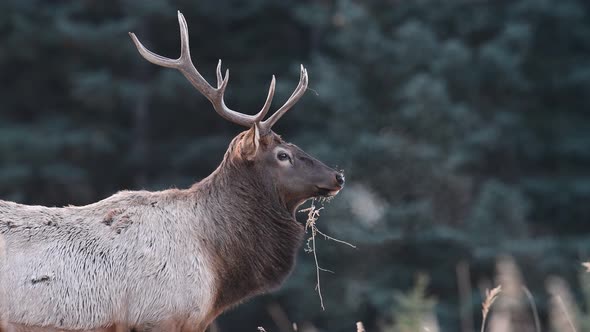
[315,186,341,198]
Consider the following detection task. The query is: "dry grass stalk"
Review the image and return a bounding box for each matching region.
[300,199,355,310]
[547,276,579,332]
[356,321,366,332]
[456,261,474,332]
[267,302,294,332]
[546,277,579,332]
[557,296,577,332]
[490,256,538,332]
[481,285,502,332]
[521,286,541,332]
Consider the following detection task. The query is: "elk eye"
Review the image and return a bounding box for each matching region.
[277,152,290,161]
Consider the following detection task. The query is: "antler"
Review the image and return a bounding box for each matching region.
[129,11,308,134]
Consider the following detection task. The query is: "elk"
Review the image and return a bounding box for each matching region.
[0,11,344,332]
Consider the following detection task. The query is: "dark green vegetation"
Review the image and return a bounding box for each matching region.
[1,1,589,331]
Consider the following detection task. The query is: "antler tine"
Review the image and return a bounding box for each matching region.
[129,32,181,68]
[129,11,274,128]
[258,75,276,122]
[259,65,309,134]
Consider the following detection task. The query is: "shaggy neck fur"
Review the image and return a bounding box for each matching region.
[190,135,305,313]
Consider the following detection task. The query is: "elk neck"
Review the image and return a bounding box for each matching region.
[188,149,305,313]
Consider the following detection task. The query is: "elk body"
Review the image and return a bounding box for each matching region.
[0,12,344,332]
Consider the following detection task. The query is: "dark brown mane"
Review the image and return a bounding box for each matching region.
[190,136,305,313]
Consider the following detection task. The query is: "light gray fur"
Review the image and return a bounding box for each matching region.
[0,189,216,331]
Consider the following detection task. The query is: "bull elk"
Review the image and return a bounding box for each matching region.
[0,11,344,332]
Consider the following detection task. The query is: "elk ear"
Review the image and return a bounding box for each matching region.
[239,124,263,160]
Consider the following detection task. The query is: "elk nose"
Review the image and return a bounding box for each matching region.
[335,173,345,186]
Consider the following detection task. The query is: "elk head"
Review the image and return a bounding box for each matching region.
[129,11,344,214]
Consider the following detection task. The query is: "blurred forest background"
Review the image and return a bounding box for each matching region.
[1,0,590,331]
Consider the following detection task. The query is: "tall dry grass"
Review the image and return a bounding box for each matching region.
[480,285,502,332]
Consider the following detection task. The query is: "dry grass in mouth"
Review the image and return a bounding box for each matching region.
[300,198,356,311]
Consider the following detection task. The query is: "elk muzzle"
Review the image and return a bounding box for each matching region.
[314,170,345,198]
